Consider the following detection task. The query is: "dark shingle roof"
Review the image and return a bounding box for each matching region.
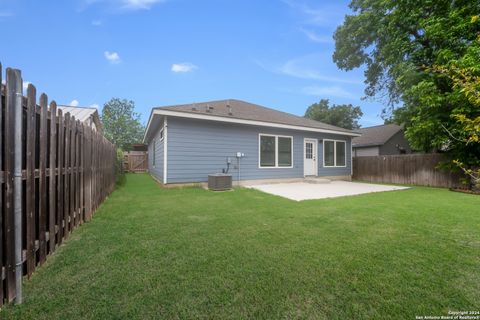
[154,99,359,135]
[352,124,403,147]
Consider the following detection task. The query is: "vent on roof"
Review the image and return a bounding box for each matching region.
[192,103,197,111]
[205,105,214,113]
[227,104,233,115]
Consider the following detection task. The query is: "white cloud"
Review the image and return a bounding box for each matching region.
[299,28,332,43]
[279,58,362,84]
[281,0,335,26]
[70,99,80,106]
[0,12,13,19]
[104,51,121,63]
[81,0,165,11]
[302,85,354,98]
[89,103,100,109]
[22,81,32,94]
[171,62,198,73]
[121,0,165,10]
[91,20,102,26]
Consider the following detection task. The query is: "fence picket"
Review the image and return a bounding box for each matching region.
[353,154,463,188]
[70,117,76,230]
[0,63,117,305]
[79,124,84,223]
[57,109,64,244]
[0,63,3,307]
[25,84,37,277]
[64,113,71,237]
[38,94,48,265]
[4,68,17,302]
[49,102,57,253]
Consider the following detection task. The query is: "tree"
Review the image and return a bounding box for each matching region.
[304,99,363,130]
[333,1,480,183]
[429,46,480,188]
[101,98,145,151]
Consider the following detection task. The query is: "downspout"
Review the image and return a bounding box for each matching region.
[163,116,168,184]
[12,69,23,304]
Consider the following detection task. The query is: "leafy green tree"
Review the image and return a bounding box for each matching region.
[430,47,480,188]
[101,98,145,151]
[304,99,363,130]
[333,0,480,181]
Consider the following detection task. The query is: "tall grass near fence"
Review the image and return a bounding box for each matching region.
[0,64,116,306]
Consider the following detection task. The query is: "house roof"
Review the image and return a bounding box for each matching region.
[352,124,403,148]
[57,105,102,132]
[144,99,360,142]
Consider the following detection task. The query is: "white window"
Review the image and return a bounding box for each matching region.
[159,128,164,141]
[323,139,346,167]
[259,134,293,168]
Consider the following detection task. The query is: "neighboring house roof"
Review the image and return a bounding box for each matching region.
[352,124,403,148]
[57,106,102,132]
[144,99,360,142]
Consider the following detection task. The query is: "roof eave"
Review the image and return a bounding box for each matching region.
[353,143,382,148]
[145,109,361,137]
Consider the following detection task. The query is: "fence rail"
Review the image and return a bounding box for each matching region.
[0,64,116,306]
[352,154,463,188]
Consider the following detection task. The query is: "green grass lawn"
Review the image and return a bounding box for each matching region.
[1,174,479,319]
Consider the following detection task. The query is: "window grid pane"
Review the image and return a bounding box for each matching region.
[336,141,346,166]
[324,141,335,166]
[260,136,276,167]
[305,143,313,159]
[278,137,292,167]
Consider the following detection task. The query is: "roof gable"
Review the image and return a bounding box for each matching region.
[352,124,403,147]
[57,106,102,132]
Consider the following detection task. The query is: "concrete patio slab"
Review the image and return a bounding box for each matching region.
[246,181,409,201]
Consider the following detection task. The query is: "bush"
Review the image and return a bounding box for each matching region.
[115,148,126,186]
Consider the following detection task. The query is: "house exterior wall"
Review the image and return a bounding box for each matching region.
[353,146,379,157]
[148,122,164,181]
[379,130,412,155]
[150,117,352,184]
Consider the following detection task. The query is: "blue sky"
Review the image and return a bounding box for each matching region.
[0,0,384,127]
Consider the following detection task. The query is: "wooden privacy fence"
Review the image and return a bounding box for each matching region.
[123,151,148,173]
[353,154,463,188]
[0,65,116,306]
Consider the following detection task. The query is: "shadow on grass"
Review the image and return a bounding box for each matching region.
[115,173,127,189]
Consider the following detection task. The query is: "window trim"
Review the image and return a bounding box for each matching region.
[152,139,156,167]
[323,139,347,168]
[258,133,294,169]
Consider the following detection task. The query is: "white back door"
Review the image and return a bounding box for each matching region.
[304,139,317,176]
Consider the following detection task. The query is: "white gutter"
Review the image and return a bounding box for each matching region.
[144,109,361,142]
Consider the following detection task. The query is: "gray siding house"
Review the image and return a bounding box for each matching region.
[352,124,412,157]
[143,100,360,185]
